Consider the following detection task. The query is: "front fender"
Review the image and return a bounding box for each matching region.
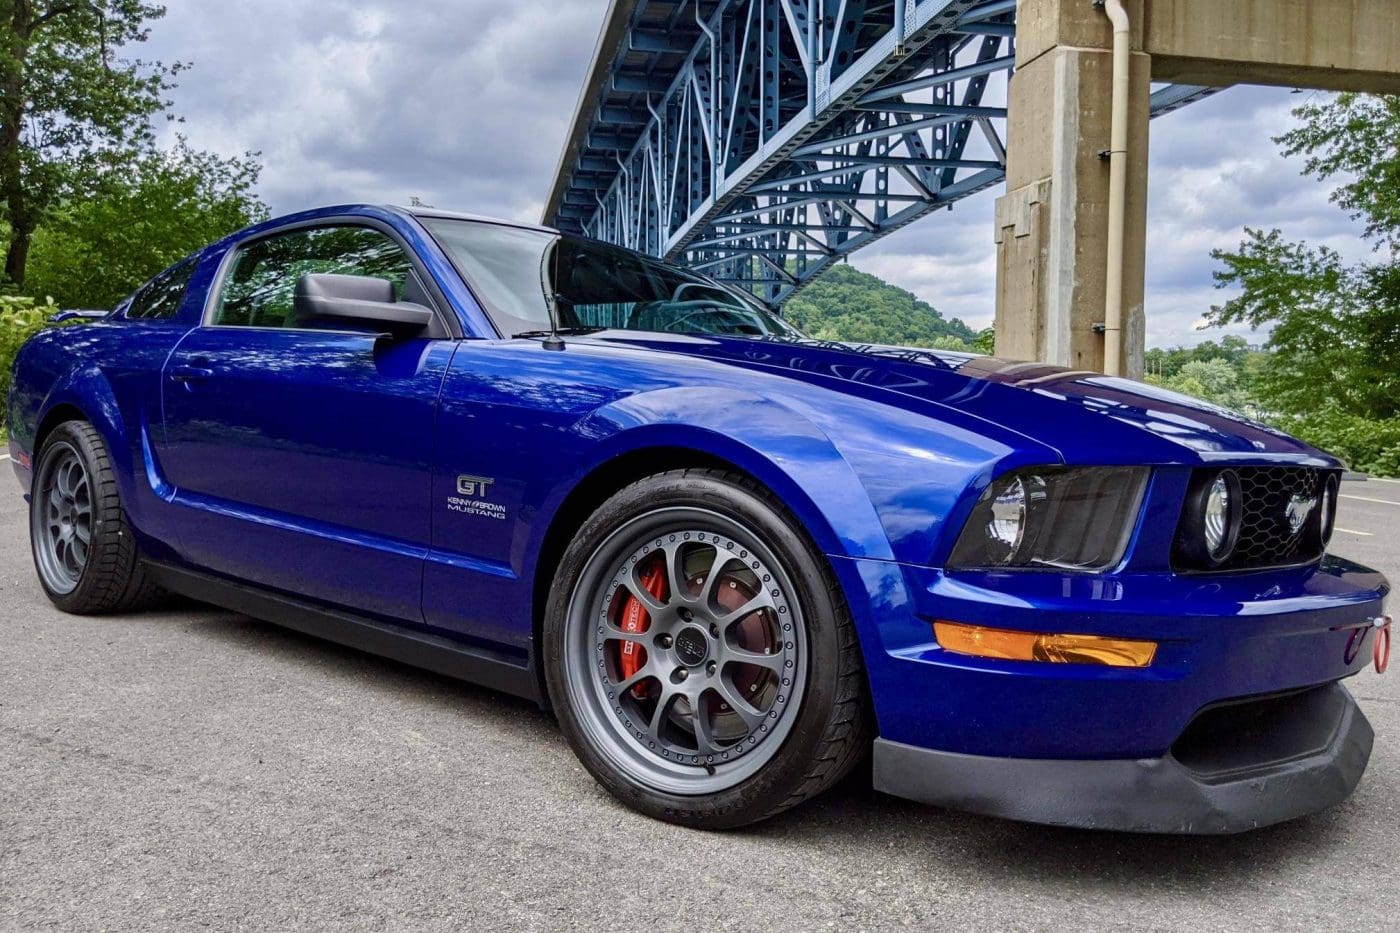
[567,386,895,562]
[531,380,1057,572]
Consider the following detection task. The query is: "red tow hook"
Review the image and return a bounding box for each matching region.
[1375,615,1392,675]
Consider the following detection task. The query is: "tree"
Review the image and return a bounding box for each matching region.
[0,0,180,287]
[1144,335,1253,380]
[1204,92,1400,473]
[1210,228,1400,420]
[1169,359,1249,410]
[1278,93,1400,251]
[972,327,995,355]
[24,137,267,308]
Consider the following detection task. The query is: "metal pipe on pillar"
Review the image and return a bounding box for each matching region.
[1101,0,1131,377]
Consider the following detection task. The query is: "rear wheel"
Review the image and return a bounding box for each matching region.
[544,468,870,828]
[29,421,162,614]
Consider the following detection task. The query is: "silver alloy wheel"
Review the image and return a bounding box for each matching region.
[563,507,808,795]
[32,443,93,595]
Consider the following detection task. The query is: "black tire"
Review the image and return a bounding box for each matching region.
[544,468,871,829]
[29,420,164,614]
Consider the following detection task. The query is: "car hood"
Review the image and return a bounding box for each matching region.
[575,331,1336,467]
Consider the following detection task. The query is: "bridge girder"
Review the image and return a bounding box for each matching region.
[545,0,1208,307]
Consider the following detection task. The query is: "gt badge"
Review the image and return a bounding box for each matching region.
[449,475,505,520]
[457,474,495,497]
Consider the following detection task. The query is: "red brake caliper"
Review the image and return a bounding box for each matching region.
[619,561,668,696]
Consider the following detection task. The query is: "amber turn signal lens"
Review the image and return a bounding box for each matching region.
[933,621,1157,668]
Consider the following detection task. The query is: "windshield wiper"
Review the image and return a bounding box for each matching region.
[512,326,604,339]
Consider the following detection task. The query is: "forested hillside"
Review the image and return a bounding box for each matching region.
[782,264,982,349]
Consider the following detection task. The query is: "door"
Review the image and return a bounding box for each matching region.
[157,222,455,622]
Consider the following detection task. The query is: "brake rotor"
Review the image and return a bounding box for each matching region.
[680,558,778,745]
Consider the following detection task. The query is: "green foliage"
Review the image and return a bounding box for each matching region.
[1,1,184,285]
[1200,93,1400,474]
[1279,93,1400,251]
[1274,404,1400,478]
[1146,358,1256,415]
[0,293,56,407]
[783,264,975,349]
[971,327,995,355]
[1144,335,1253,380]
[1208,228,1400,421]
[1143,337,1266,417]
[24,138,267,309]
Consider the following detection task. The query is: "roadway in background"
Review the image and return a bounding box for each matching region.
[1,484,1396,931]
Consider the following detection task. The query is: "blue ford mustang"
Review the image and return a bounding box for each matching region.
[7,204,1390,832]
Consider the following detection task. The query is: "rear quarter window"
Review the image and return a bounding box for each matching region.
[126,260,197,321]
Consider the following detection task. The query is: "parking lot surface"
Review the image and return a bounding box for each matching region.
[2,475,1397,931]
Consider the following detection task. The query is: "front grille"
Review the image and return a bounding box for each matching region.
[1231,466,1326,569]
[1175,466,1336,573]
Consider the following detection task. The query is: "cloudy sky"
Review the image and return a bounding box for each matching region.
[143,0,1368,348]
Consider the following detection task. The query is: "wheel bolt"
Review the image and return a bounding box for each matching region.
[706,661,717,676]
[709,624,719,637]
[675,667,688,681]
[657,634,673,649]
[679,608,692,622]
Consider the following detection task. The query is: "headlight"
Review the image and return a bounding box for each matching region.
[1203,473,1235,561]
[1320,473,1339,546]
[1175,469,1242,569]
[988,476,1031,554]
[948,466,1149,571]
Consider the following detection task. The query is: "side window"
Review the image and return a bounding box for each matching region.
[214,225,414,329]
[127,260,196,320]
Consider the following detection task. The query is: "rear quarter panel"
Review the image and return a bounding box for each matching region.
[10,320,196,558]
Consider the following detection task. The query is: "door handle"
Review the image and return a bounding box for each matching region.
[169,365,214,383]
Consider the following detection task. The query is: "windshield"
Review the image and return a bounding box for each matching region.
[421,217,800,339]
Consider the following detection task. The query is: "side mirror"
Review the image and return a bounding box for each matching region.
[291,273,434,336]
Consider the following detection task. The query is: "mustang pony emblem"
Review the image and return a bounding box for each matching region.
[1285,493,1318,535]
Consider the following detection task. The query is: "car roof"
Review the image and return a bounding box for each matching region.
[213,204,562,252]
[399,205,558,236]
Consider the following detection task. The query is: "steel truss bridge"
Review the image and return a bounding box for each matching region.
[544,0,1209,307]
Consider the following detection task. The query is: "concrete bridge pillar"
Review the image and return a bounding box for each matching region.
[993,0,1400,378]
[995,1,1150,377]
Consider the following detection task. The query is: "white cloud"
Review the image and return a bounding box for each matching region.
[145,0,609,221]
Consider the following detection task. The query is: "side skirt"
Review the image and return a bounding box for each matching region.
[146,562,542,704]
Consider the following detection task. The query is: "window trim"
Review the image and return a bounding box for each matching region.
[200,216,462,339]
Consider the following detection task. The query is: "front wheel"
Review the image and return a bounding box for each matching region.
[544,468,870,828]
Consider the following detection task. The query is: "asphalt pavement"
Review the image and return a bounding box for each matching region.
[2,471,1398,932]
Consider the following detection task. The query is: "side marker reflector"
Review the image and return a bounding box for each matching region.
[933,621,1157,668]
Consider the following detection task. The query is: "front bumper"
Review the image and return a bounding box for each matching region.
[873,682,1374,833]
[833,554,1388,759]
[829,552,1387,832]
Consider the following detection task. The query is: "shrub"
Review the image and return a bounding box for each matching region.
[1274,403,1400,478]
[1,295,58,423]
